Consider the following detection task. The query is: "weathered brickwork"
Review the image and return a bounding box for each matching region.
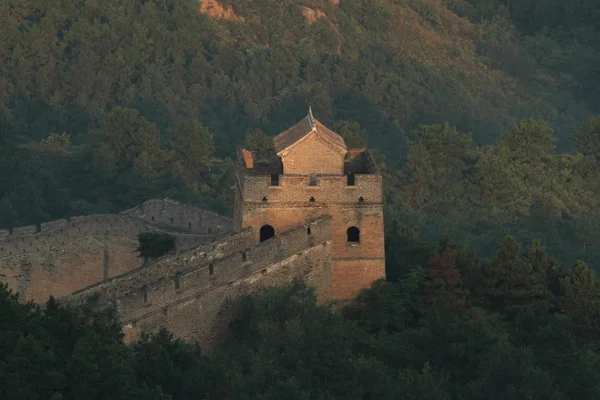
[61,216,333,351]
[235,110,386,300]
[64,227,257,304]
[278,133,345,175]
[121,198,231,234]
[0,199,233,302]
[238,203,384,299]
[240,174,382,205]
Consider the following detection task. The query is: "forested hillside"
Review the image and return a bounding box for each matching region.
[2,1,600,395]
[0,0,599,269]
[4,233,600,399]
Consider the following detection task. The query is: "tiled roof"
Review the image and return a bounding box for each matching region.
[273,108,347,154]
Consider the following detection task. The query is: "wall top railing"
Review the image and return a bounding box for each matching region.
[0,198,232,240]
[60,215,333,308]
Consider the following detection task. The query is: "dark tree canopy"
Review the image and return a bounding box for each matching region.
[137,232,176,259]
[1,0,600,397]
[3,227,600,399]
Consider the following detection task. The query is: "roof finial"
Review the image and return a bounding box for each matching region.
[307,106,314,129]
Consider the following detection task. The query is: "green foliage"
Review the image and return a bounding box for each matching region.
[4,225,600,399]
[93,107,163,173]
[559,260,600,339]
[0,285,166,399]
[1,0,600,395]
[573,116,600,159]
[243,129,274,157]
[391,119,600,271]
[335,121,369,148]
[167,120,214,189]
[136,232,176,259]
[0,0,598,255]
[478,236,553,316]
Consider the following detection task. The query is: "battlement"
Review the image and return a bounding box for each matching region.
[60,216,334,348]
[62,215,331,308]
[1,110,385,347]
[0,199,232,260]
[120,198,231,234]
[238,173,382,204]
[0,198,234,303]
[238,148,380,177]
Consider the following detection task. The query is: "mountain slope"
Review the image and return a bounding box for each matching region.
[0,0,596,157]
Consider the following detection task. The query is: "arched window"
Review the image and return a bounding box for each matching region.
[260,224,275,242]
[347,226,360,244]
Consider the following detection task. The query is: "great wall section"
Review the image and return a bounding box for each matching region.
[0,198,232,303]
[0,111,386,351]
[0,198,335,350]
[61,216,333,350]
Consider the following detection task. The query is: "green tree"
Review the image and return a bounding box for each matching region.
[497,119,556,163]
[136,232,176,260]
[478,236,552,316]
[243,129,273,157]
[167,120,215,188]
[336,121,369,148]
[0,196,19,230]
[560,260,600,339]
[398,123,475,214]
[92,107,163,173]
[573,116,600,160]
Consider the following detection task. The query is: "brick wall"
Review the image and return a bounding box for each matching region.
[237,168,386,300]
[0,199,234,302]
[122,242,332,350]
[279,134,344,175]
[240,174,382,204]
[121,198,232,233]
[64,227,257,305]
[332,259,385,300]
[60,216,333,351]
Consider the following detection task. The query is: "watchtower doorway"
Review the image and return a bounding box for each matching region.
[260,225,275,242]
[347,226,360,243]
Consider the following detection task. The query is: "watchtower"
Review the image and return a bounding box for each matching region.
[233,108,386,300]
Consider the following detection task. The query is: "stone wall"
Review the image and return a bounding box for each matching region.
[237,161,386,300]
[240,203,385,299]
[0,198,233,302]
[240,174,382,205]
[61,216,333,350]
[121,198,232,234]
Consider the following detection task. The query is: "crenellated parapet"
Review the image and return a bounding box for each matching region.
[0,198,232,260]
[60,216,333,349]
[0,199,234,303]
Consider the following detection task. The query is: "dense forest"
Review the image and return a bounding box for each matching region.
[1,0,599,271]
[4,233,600,399]
[2,0,600,397]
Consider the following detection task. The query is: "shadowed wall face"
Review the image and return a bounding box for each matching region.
[60,217,334,351]
[0,199,234,303]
